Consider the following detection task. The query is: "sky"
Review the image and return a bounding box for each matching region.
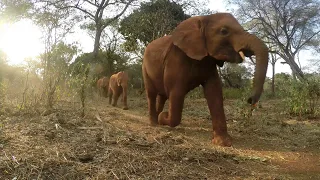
[0,0,317,77]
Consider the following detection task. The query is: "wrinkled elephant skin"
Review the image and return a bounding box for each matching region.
[142,13,269,147]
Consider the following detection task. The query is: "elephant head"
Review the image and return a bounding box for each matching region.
[97,76,110,97]
[171,13,268,105]
[101,77,109,87]
[116,71,129,87]
[109,71,129,110]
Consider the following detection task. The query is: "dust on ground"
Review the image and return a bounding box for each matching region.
[0,96,319,179]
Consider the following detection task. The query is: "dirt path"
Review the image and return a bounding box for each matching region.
[0,97,319,179]
[97,98,320,179]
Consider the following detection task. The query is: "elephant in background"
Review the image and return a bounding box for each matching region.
[142,13,268,147]
[108,71,129,110]
[97,76,109,98]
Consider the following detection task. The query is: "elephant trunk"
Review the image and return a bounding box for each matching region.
[235,33,269,105]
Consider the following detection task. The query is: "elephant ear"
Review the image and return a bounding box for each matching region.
[171,16,208,60]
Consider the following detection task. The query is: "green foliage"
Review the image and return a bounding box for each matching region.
[126,63,143,89]
[70,49,129,80]
[68,61,92,117]
[119,0,190,51]
[187,86,250,100]
[230,0,320,80]
[187,86,204,99]
[41,42,78,109]
[219,64,252,88]
[286,76,320,117]
[223,88,248,99]
[18,67,42,114]
[262,73,291,98]
[0,0,33,23]
[43,42,78,76]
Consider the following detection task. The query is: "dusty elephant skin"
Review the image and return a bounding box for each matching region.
[142,13,269,147]
[108,71,129,110]
[97,76,110,98]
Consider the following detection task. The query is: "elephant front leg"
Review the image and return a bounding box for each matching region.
[203,74,232,147]
[122,86,128,110]
[112,89,121,107]
[158,90,184,127]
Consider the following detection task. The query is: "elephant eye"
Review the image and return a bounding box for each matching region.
[220,28,229,36]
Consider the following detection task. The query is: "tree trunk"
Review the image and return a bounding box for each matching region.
[93,26,103,59]
[284,53,304,81]
[271,62,275,96]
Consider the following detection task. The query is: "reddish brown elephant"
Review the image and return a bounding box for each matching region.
[108,71,129,110]
[142,13,268,147]
[97,76,109,97]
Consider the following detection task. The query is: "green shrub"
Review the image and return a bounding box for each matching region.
[187,87,250,100]
[187,86,204,99]
[286,77,320,117]
[223,88,248,99]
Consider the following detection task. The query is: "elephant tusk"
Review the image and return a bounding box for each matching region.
[239,51,246,61]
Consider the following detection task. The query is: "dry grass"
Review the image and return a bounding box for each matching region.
[0,96,320,179]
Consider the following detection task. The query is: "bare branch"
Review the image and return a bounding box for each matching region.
[102,0,134,29]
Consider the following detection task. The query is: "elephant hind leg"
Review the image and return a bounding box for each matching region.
[108,88,113,105]
[156,94,167,116]
[143,69,158,125]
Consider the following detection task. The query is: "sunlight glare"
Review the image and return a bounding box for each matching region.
[0,20,43,65]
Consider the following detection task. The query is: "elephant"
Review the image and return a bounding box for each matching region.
[108,71,129,110]
[97,76,110,98]
[142,13,268,147]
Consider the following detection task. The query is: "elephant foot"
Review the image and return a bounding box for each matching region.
[112,104,116,107]
[149,121,158,126]
[212,133,232,147]
[123,107,129,110]
[148,116,158,126]
[158,112,180,127]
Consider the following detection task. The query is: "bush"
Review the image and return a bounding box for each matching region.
[187,86,204,99]
[286,77,320,118]
[223,88,247,99]
[186,86,250,100]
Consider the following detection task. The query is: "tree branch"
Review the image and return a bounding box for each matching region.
[102,0,134,29]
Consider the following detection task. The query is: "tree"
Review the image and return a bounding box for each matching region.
[70,50,129,80]
[0,0,33,23]
[229,0,320,80]
[219,64,252,89]
[32,5,79,109]
[119,0,189,46]
[171,0,213,16]
[307,58,320,73]
[270,53,280,96]
[118,0,190,60]
[46,0,137,59]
